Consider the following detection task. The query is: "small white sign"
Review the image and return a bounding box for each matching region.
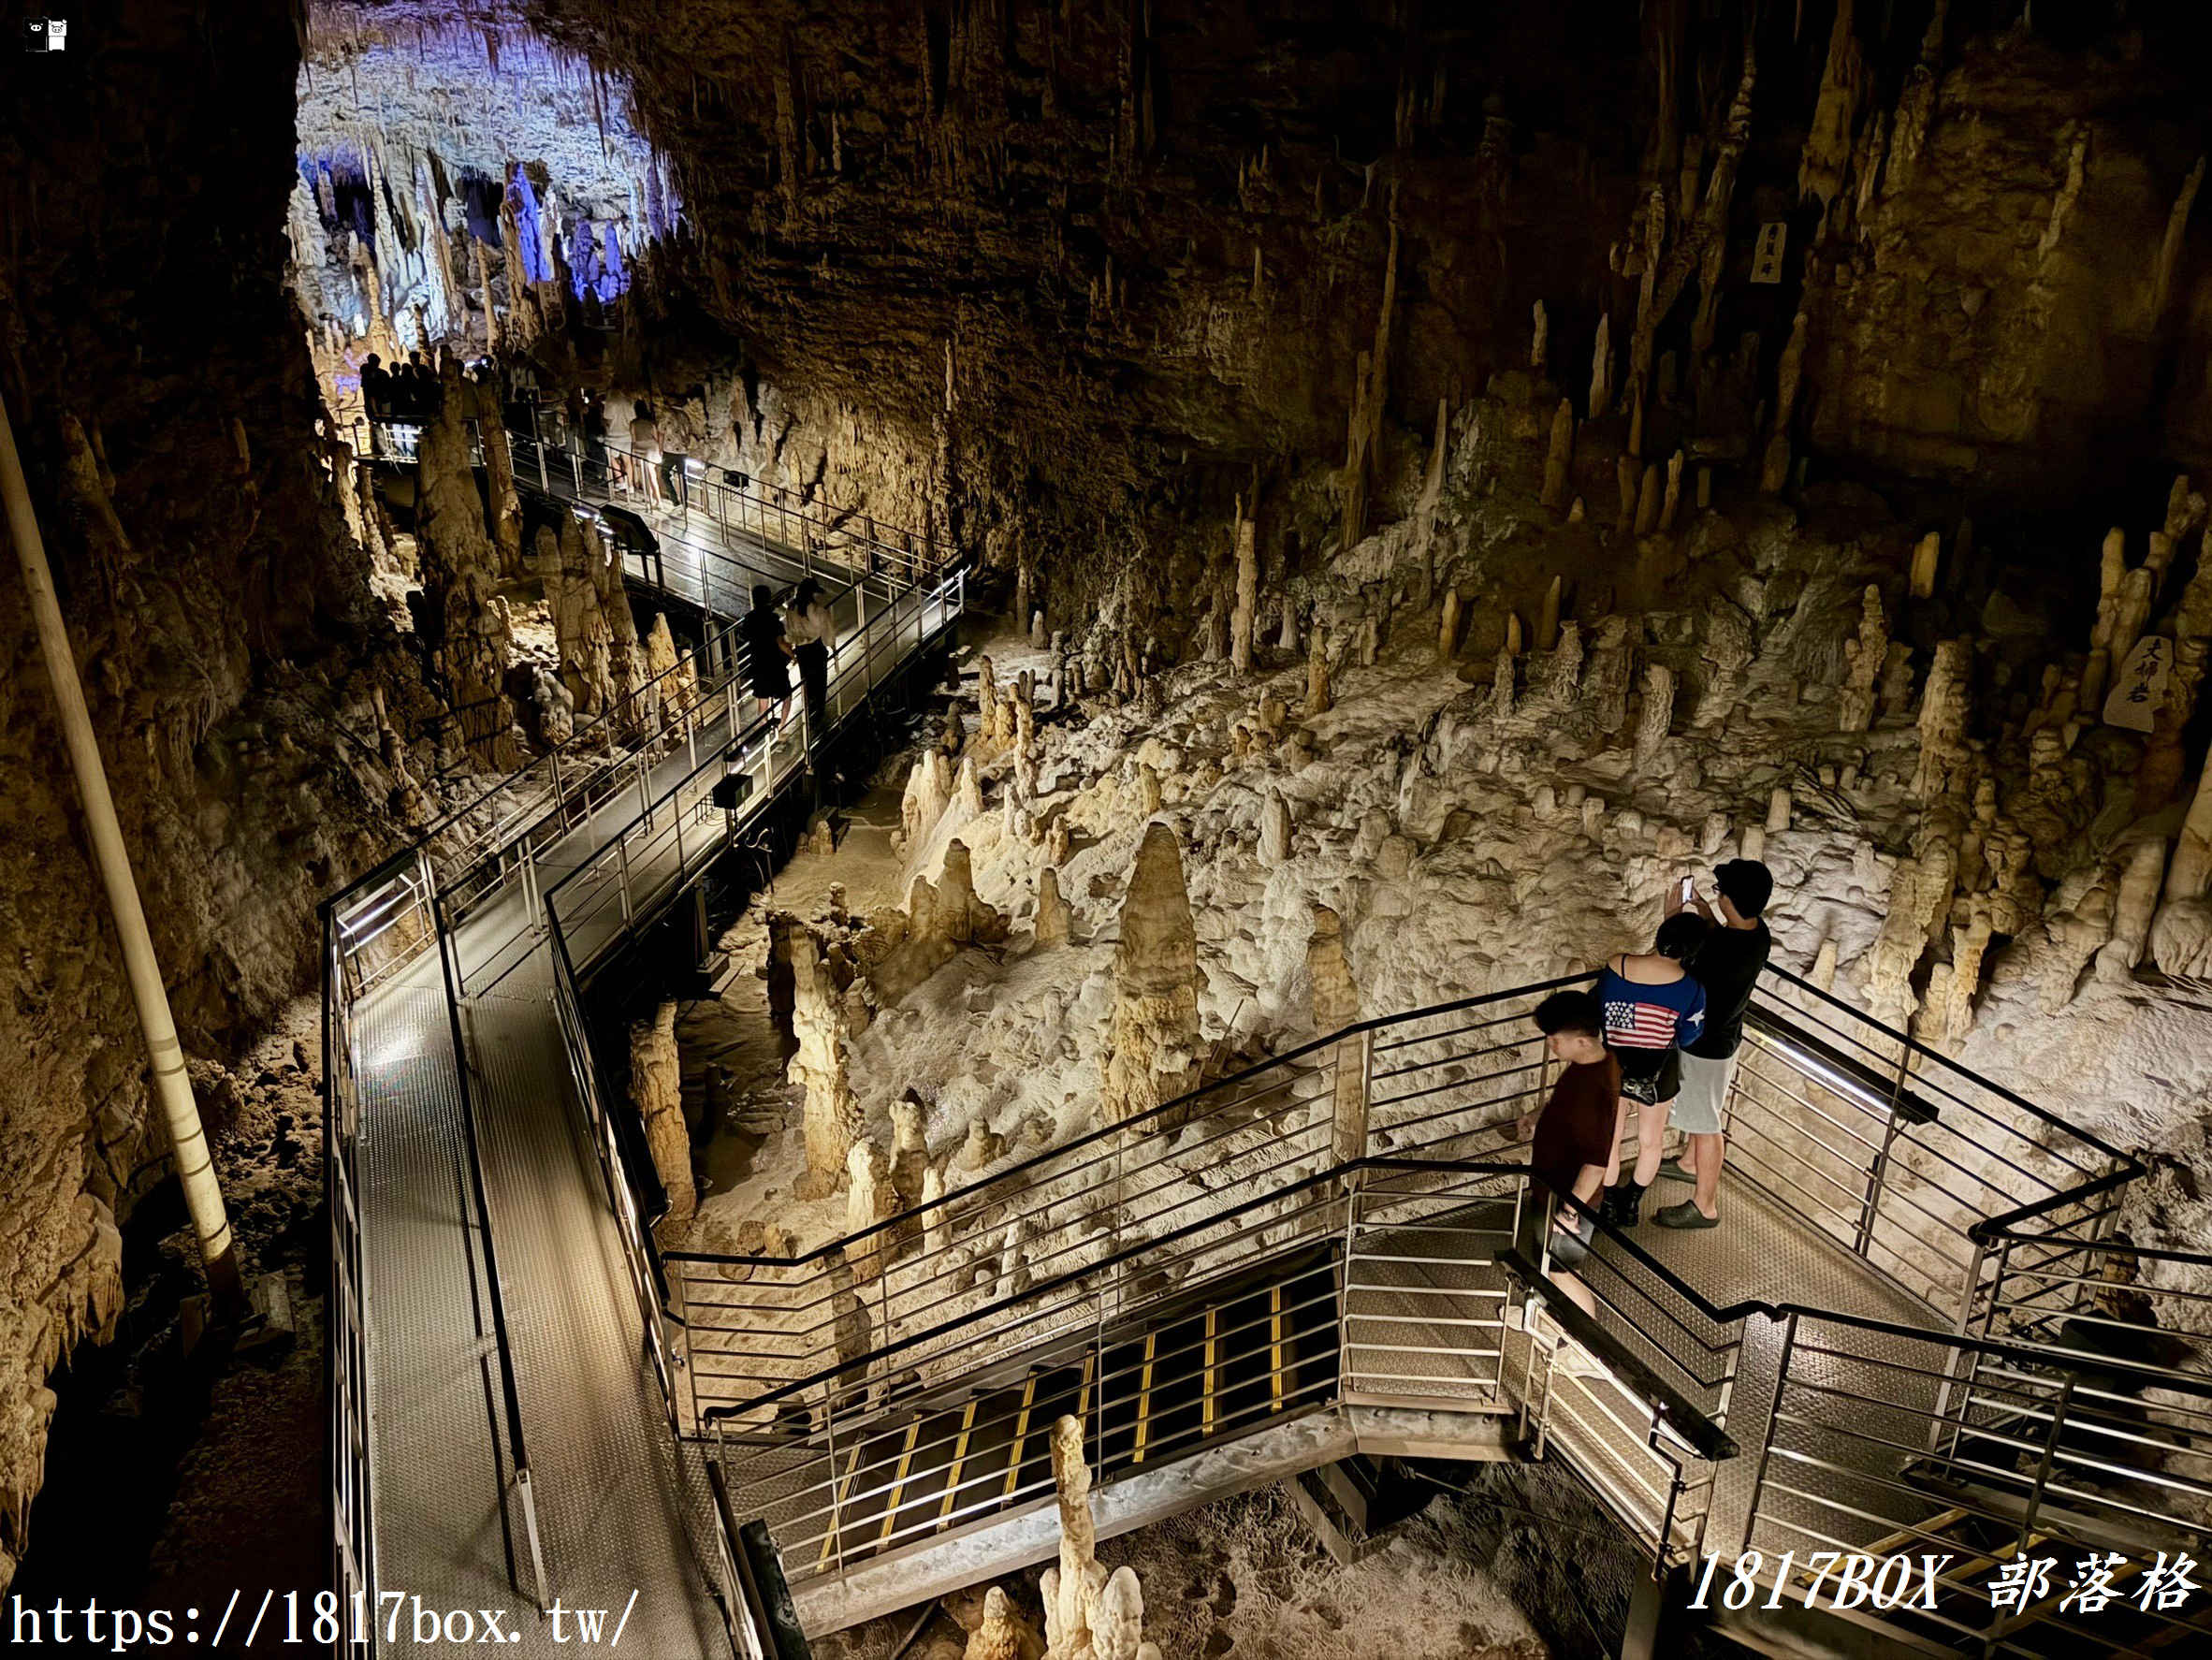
[2103,635,2174,733]
[1751,221,1788,284]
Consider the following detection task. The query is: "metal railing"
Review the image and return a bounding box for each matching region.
[321,849,551,1655]
[576,960,2205,1656]
[542,562,967,983]
[509,427,940,590]
[662,976,1584,1435]
[322,883,377,1657]
[1727,967,2130,1322]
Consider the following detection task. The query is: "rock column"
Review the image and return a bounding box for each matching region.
[1099,824,1201,1129]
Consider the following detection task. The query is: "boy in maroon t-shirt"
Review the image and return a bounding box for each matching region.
[1515,990,1622,1319]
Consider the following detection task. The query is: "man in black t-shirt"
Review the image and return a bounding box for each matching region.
[1655,858,1773,1230]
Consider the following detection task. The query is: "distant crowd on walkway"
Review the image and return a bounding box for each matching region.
[359,350,445,424]
[1517,858,1775,1326]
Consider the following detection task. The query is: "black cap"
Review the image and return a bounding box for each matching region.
[1715,858,1772,918]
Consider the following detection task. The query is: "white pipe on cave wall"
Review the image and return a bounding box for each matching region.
[0,389,242,1308]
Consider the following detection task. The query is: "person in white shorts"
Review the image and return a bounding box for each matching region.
[1655,858,1773,1230]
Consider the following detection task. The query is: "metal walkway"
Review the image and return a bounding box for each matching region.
[323,453,964,1656]
[653,974,2212,1656]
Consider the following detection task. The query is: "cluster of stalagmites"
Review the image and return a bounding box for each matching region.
[394,345,711,777]
[1157,257,2212,1048]
[923,1416,1157,1658]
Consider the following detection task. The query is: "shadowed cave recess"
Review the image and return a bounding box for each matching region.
[7,1,2212,1656]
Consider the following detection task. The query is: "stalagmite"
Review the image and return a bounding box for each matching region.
[1912,641,1973,802]
[890,1094,930,1207]
[1591,616,1634,734]
[845,1143,898,1281]
[1031,608,1048,650]
[1034,866,1072,947]
[1760,312,1810,493]
[1530,299,1549,371]
[2042,881,2117,1012]
[1930,905,1994,1041]
[1658,450,1684,532]
[790,929,862,1198]
[1041,1415,1101,1655]
[2098,837,2168,983]
[965,1588,1034,1660]
[1839,585,1887,732]
[1588,312,1613,417]
[1492,647,1516,717]
[2161,747,2212,909]
[1305,629,1332,717]
[1867,836,1958,1026]
[1549,620,1584,701]
[2138,637,2205,809]
[1540,399,1574,511]
[1230,499,1259,674]
[920,1165,951,1260]
[1537,575,1563,651]
[1615,454,1639,530]
[632,1001,692,1231]
[956,754,986,821]
[2111,567,2156,672]
[1910,532,1941,599]
[1766,787,1793,833]
[1438,587,1463,661]
[1087,1569,1162,1660]
[960,1114,1006,1172]
[1259,791,1291,866]
[902,749,954,847]
[1307,908,1364,1162]
[1633,663,1675,762]
[1811,939,1839,992]
[1338,213,1400,551]
[979,654,1000,737]
[1633,463,1663,535]
[415,359,519,765]
[1100,824,1201,1129]
[2085,530,2127,706]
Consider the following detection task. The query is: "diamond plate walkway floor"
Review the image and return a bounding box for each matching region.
[357,979,726,1653]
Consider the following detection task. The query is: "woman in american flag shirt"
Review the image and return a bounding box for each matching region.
[1594,911,1709,1227]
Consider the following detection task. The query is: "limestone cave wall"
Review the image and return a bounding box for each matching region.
[496,0,2212,629]
[0,0,402,1581]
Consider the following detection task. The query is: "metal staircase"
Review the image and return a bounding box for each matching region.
[592,968,2212,1656]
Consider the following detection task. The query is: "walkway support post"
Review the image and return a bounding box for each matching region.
[0,389,242,1306]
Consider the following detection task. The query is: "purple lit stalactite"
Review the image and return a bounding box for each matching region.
[505,166,553,284]
[565,221,631,304]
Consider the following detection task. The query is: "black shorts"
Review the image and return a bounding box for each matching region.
[1612,1047,1681,1107]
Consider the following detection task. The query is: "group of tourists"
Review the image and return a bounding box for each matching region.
[740,579,837,733]
[358,350,444,424]
[1517,858,1775,1319]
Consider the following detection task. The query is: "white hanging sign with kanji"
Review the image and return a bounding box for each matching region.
[2103,634,2174,734]
[1751,222,1788,284]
